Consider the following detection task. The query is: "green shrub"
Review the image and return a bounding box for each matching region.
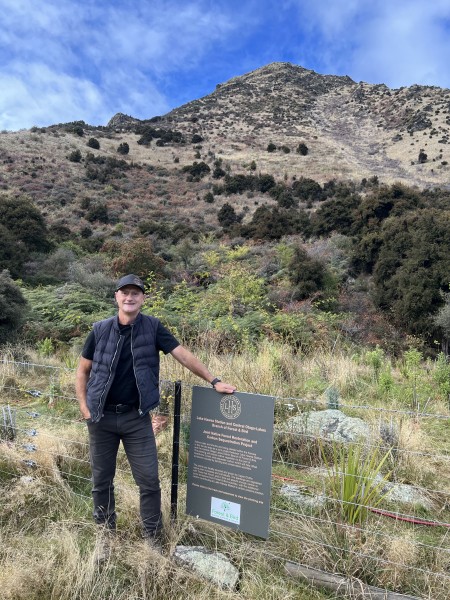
[182,161,210,179]
[287,246,328,300]
[36,337,55,357]
[292,177,323,201]
[86,203,109,223]
[323,442,392,525]
[117,142,130,155]
[68,149,82,162]
[87,137,100,149]
[217,203,240,228]
[0,195,51,256]
[22,283,113,342]
[0,270,27,344]
[296,142,308,155]
[0,224,28,277]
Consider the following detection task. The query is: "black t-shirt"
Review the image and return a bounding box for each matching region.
[82,320,179,407]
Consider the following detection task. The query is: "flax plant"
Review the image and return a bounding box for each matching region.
[323,442,392,525]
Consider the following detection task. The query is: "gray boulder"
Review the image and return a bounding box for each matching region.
[280,484,326,510]
[173,545,239,590]
[284,409,371,443]
[383,482,433,509]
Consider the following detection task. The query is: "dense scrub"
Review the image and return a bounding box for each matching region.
[0,162,449,354]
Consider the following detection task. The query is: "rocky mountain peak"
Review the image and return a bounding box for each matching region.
[107,112,142,130]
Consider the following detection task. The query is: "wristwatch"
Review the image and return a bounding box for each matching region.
[210,377,221,388]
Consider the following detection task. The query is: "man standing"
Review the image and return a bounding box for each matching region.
[76,274,236,555]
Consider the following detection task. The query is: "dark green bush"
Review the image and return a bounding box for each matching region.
[182,162,211,179]
[87,137,100,149]
[117,142,130,155]
[136,125,184,145]
[68,149,82,162]
[86,203,109,223]
[217,203,240,228]
[287,246,328,301]
[0,195,51,253]
[292,177,323,201]
[0,270,27,344]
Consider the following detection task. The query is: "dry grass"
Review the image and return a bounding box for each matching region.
[1,343,449,599]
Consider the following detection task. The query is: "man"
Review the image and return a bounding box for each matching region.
[76,274,236,555]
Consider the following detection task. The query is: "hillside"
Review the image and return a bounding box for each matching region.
[0,62,449,352]
[0,62,449,238]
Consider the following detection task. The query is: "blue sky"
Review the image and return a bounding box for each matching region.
[1,0,450,131]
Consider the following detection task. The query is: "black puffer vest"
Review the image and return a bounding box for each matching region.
[86,313,161,422]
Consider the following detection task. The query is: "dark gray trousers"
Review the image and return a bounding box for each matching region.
[86,409,162,536]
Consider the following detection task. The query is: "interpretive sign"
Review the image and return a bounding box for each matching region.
[186,386,275,538]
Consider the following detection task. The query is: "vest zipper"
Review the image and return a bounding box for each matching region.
[97,334,123,418]
[130,324,144,415]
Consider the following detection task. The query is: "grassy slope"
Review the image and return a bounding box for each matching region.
[0,344,449,599]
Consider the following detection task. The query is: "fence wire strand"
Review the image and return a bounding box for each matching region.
[1,359,449,598]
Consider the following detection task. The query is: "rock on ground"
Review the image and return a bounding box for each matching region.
[284,409,371,443]
[173,545,239,590]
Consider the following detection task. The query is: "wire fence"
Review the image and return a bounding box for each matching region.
[1,359,449,599]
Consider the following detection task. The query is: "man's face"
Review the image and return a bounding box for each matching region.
[115,285,145,317]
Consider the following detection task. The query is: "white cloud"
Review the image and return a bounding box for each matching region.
[0,0,243,129]
[2,0,450,130]
[289,0,450,87]
[0,63,105,130]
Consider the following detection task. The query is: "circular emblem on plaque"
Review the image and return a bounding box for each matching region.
[220,395,241,420]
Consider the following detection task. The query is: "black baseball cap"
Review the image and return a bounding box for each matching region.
[115,274,146,293]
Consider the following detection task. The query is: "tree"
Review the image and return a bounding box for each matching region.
[292,177,323,202]
[372,208,450,338]
[287,246,328,301]
[257,174,276,193]
[217,203,239,229]
[434,291,450,355]
[241,206,306,240]
[117,142,130,155]
[418,149,427,164]
[86,203,109,223]
[267,142,277,153]
[352,183,422,236]
[87,137,100,149]
[107,238,166,279]
[0,195,51,253]
[0,270,27,344]
[0,224,27,277]
[68,149,82,162]
[297,142,308,156]
[182,161,211,179]
[312,194,360,236]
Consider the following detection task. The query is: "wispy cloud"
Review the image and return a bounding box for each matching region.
[0,0,449,130]
[0,0,242,129]
[288,0,450,87]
